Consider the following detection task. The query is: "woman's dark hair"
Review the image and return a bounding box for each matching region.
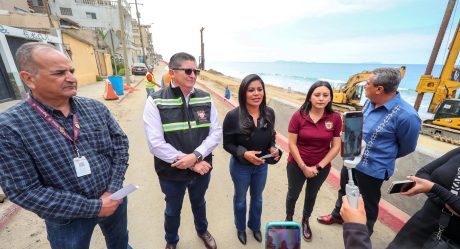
[238,74,274,135]
[299,80,334,116]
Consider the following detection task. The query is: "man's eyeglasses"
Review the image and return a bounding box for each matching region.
[172,68,200,76]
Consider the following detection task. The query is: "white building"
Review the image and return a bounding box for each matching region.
[46,0,136,66]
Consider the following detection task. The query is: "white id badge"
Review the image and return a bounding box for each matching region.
[73,156,91,177]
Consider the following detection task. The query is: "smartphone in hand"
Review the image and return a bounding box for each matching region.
[260,153,274,159]
[387,180,415,194]
[265,221,301,249]
[341,111,364,158]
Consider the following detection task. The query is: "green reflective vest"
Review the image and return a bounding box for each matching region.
[151,86,212,180]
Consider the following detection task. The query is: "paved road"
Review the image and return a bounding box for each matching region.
[0,70,396,249]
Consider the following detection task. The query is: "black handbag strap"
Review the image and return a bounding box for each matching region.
[434,167,460,240]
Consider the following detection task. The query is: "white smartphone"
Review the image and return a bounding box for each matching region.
[260,148,279,159]
[260,153,275,159]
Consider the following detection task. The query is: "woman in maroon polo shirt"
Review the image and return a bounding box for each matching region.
[284,80,342,242]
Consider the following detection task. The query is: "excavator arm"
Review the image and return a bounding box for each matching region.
[416,18,460,113]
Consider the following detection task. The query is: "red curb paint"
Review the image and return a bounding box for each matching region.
[199,80,409,233]
[0,203,21,231]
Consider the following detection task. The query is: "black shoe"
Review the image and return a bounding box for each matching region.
[253,230,262,243]
[302,217,312,242]
[198,231,217,249]
[285,215,293,221]
[237,230,247,245]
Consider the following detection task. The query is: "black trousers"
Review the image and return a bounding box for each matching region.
[331,167,384,235]
[285,162,331,218]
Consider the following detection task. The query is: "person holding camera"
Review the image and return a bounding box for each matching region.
[387,147,460,248]
[285,81,342,242]
[317,68,421,235]
[223,74,280,245]
[341,196,371,249]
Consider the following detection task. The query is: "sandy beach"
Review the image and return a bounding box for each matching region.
[200,69,308,106]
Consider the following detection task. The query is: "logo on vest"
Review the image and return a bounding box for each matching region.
[196,110,209,124]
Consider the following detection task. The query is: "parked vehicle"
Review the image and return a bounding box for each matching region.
[131,63,148,75]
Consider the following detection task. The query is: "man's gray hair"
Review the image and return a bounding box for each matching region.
[15,42,58,74]
[371,67,401,93]
[169,52,196,69]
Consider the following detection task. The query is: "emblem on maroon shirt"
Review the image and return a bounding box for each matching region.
[325,121,333,130]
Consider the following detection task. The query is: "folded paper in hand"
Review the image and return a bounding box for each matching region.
[109,184,139,200]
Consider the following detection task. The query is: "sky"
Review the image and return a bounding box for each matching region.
[138,0,459,64]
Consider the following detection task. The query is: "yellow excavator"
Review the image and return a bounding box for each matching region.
[332,66,406,112]
[414,0,460,145]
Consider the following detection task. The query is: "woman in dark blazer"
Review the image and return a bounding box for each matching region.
[223,74,280,245]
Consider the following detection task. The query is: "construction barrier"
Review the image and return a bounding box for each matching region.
[103,79,119,100]
[108,76,124,95]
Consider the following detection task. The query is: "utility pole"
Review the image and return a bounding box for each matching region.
[118,0,131,85]
[132,0,147,64]
[109,29,118,75]
[43,0,54,28]
[200,27,205,70]
[414,0,456,111]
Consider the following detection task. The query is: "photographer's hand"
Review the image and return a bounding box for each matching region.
[340,196,366,224]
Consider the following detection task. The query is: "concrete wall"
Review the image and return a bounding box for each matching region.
[63,33,98,85]
[0,12,57,30]
[48,0,120,29]
[268,97,438,216]
[47,0,133,44]
[0,1,30,12]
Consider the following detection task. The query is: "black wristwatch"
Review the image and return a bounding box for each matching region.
[193,151,203,162]
[316,164,323,171]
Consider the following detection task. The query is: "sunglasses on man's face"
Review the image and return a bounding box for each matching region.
[172,68,200,76]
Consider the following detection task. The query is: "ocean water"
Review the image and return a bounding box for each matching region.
[207,61,444,119]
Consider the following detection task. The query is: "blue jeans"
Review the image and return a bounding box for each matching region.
[45,197,131,249]
[146,88,155,98]
[159,173,211,245]
[229,157,268,232]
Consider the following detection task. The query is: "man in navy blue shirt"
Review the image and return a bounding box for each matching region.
[317,67,421,235]
[0,42,131,249]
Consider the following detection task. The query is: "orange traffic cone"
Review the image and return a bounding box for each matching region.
[104,79,119,100]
